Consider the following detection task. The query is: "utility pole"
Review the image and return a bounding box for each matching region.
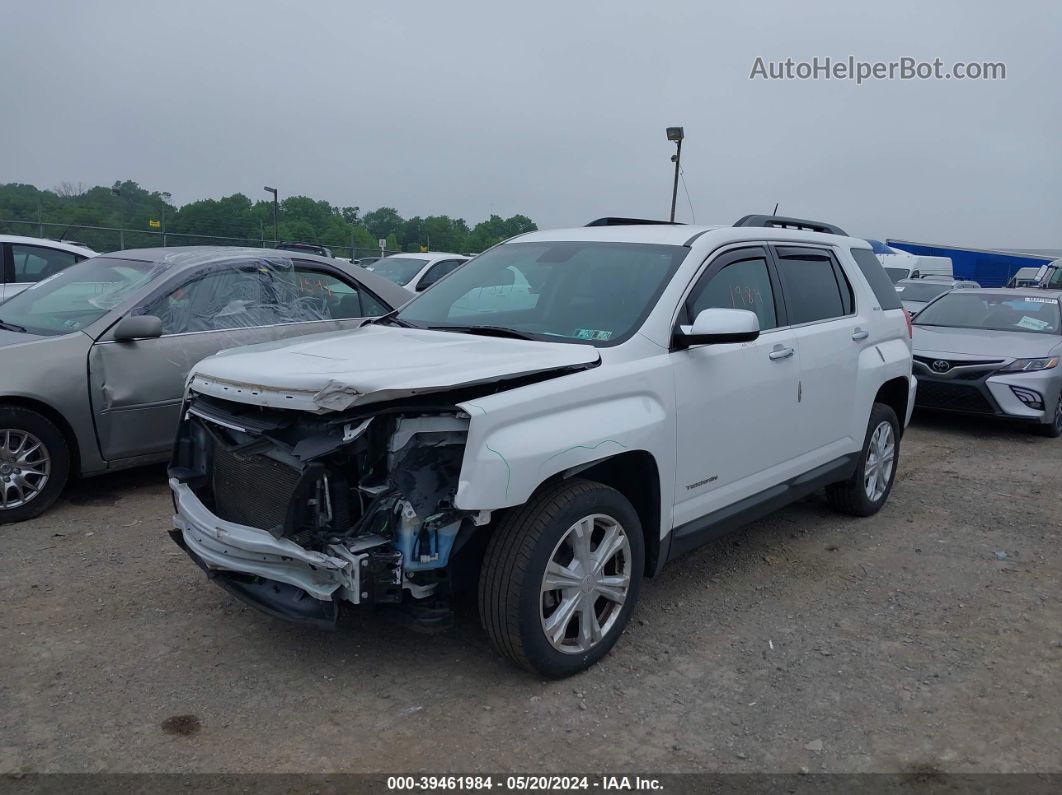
[263,186,279,245]
[112,185,125,249]
[161,191,171,247]
[666,127,684,223]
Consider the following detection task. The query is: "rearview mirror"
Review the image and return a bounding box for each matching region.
[673,308,759,349]
[113,314,163,342]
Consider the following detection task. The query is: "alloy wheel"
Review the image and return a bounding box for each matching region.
[863,420,895,502]
[540,513,632,654]
[0,429,51,510]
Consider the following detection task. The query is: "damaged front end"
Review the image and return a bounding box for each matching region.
[169,391,482,629]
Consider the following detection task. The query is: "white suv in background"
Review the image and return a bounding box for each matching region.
[169,214,915,677]
[365,251,469,292]
[0,235,95,301]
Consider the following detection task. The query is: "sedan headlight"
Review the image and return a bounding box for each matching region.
[1000,356,1059,373]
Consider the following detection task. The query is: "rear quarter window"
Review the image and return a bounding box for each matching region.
[851,248,903,311]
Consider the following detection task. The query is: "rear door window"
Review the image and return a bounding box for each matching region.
[773,246,851,324]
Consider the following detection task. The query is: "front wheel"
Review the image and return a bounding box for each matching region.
[478,479,644,677]
[0,407,70,525]
[826,403,900,517]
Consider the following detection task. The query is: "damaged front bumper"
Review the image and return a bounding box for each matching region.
[171,478,402,628]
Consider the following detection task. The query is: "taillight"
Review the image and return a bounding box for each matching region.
[904,310,913,338]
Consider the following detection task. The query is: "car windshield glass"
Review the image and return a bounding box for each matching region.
[914,293,1061,335]
[366,257,428,286]
[396,241,688,346]
[895,282,952,302]
[884,267,908,283]
[0,257,163,336]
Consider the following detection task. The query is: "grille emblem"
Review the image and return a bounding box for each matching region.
[931,359,951,373]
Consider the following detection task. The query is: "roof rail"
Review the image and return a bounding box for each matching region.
[734,214,847,236]
[586,217,684,227]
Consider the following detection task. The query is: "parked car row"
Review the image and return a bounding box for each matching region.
[3,217,1058,678]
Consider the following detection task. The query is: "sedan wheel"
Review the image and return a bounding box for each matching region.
[540,513,632,654]
[0,429,51,509]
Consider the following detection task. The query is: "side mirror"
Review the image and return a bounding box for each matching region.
[113,314,163,342]
[673,308,760,349]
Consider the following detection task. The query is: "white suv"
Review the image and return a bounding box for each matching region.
[169,214,915,677]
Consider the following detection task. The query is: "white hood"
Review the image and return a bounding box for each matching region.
[189,325,600,412]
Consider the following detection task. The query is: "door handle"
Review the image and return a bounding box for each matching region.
[851,328,869,341]
[769,346,795,361]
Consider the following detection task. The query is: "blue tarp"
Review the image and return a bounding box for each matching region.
[886,241,1054,288]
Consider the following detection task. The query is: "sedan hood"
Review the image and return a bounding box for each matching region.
[189,324,600,412]
[913,325,1061,359]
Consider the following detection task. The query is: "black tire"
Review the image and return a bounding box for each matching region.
[0,406,70,525]
[1033,394,1062,438]
[826,403,900,517]
[478,478,644,678]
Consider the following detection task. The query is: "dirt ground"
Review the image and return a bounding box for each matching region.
[1,414,1060,775]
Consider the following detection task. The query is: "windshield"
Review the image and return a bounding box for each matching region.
[367,257,429,286]
[895,282,952,302]
[396,240,688,346]
[914,293,1061,335]
[0,257,162,336]
[884,267,909,283]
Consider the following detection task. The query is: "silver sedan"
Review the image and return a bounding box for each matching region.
[912,288,1062,436]
[0,246,411,523]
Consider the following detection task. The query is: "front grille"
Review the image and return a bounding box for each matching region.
[914,356,1004,369]
[212,444,301,532]
[915,382,996,414]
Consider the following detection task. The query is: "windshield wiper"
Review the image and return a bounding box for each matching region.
[0,319,27,333]
[428,324,538,341]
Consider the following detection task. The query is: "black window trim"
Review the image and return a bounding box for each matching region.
[1,243,11,285]
[671,243,789,345]
[767,243,857,328]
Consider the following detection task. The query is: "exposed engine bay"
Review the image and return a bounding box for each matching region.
[169,391,485,623]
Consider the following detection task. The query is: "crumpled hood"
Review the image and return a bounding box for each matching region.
[913,325,1062,360]
[189,324,600,412]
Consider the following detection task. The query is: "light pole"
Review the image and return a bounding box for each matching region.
[263,186,279,245]
[160,191,171,247]
[111,185,125,249]
[666,127,684,223]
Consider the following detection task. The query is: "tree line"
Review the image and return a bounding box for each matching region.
[0,181,538,256]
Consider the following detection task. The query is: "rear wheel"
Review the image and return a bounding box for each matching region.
[826,403,900,517]
[1034,394,1062,438]
[0,407,70,524]
[478,479,643,677]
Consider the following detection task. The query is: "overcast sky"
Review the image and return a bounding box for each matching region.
[3,0,1059,246]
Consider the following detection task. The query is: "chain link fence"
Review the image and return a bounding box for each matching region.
[0,219,399,262]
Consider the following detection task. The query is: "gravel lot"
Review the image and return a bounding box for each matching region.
[2,414,1060,775]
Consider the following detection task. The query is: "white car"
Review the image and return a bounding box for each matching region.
[169,214,915,677]
[366,252,469,292]
[0,236,96,301]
